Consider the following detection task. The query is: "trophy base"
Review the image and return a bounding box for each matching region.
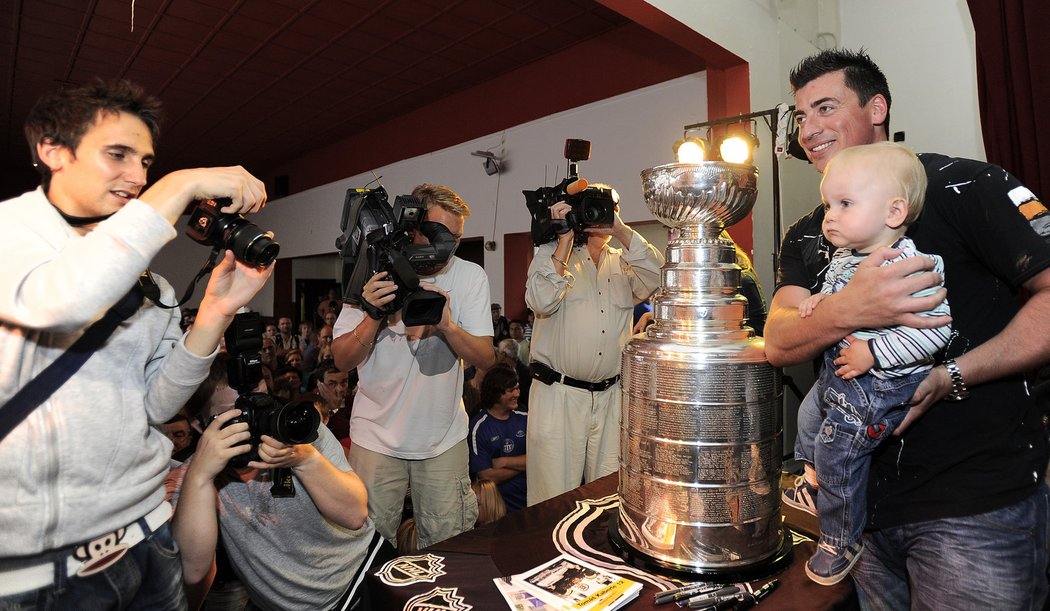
[608,513,794,583]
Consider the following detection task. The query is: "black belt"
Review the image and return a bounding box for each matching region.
[530,361,620,393]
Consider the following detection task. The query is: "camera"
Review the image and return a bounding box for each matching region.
[524,139,618,246]
[221,312,319,470]
[335,186,459,326]
[186,198,280,267]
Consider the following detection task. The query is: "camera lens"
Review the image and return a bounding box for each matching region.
[270,400,320,444]
[227,222,280,267]
[581,201,606,224]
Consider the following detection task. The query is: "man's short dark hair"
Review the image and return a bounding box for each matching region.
[789,48,892,132]
[24,78,163,190]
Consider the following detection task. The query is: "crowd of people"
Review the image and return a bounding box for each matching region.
[2,42,1048,611]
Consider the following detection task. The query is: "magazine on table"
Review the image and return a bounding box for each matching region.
[493,575,558,610]
[506,553,641,610]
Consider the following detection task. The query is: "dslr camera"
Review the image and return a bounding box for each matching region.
[186,198,280,267]
[335,186,459,326]
[221,312,319,471]
[524,139,617,246]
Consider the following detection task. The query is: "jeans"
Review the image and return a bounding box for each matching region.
[0,523,187,611]
[854,485,1050,610]
[811,351,922,547]
[793,383,821,466]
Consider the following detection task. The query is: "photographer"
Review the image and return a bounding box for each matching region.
[332,184,494,548]
[525,182,663,505]
[168,355,385,611]
[0,79,271,607]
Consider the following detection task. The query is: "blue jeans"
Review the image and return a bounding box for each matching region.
[793,383,820,466]
[811,351,922,547]
[853,485,1050,610]
[0,523,186,611]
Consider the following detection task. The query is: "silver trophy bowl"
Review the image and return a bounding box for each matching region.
[641,162,759,229]
[610,161,790,580]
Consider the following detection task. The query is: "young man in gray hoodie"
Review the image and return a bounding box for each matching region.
[0,79,272,609]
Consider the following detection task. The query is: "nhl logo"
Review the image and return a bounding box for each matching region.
[376,553,447,586]
[404,587,471,611]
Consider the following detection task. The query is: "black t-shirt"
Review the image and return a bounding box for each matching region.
[776,153,1050,528]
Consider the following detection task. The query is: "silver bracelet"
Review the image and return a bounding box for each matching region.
[942,359,969,401]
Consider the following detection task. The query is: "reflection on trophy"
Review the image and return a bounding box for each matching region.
[609,162,792,580]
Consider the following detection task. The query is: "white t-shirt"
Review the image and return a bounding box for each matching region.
[334,256,493,459]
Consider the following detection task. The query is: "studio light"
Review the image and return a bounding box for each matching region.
[681,104,796,275]
[673,135,707,164]
[717,131,759,165]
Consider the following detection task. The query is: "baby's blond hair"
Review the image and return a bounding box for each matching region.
[826,141,927,226]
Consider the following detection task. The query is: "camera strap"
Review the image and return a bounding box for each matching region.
[0,283,145,443]
[144,247,221,309]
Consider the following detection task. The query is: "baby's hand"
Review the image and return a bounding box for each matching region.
[834,336,875,379]
[798,293,827,318]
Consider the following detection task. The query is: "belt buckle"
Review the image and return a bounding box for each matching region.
[73,528,130,577]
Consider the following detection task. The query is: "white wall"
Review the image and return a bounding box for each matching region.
[153,73,708,314]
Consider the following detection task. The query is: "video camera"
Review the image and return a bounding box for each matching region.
[524,139,617,246]
[220,312,319,474]
[335,186,459,326]
[186,198,280,267]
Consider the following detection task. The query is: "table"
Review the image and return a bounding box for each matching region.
[367,473,857,610]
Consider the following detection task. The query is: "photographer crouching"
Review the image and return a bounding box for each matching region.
[524,140,664,505]
[167,340,387,611]
[0,80,272,608]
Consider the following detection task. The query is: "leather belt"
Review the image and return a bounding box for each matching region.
[0,501,172,596]
[530,361,620,393]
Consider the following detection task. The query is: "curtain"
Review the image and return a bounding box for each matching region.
[966,0,1050,197]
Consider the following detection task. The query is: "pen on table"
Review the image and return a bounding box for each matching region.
[692,596,741,611]
[686,584,748,609]
[733,579,779,611]
[653,582,729,605]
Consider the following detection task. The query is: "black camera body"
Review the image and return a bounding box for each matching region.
[186,198,280,267]
[524,139,617,246]
[221,313,319,469]
[336,186,458,326]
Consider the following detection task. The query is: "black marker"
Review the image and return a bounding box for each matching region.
[653,582,729,605]
[733,579,779,611]
[686,584,748,609]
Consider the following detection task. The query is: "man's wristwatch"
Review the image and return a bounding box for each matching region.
[942,358,970,401]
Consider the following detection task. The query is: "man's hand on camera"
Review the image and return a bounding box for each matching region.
[139,165,267,225]
[198,251,274,317]
[191,409,251,482]
[363,271,398,310]
[417,282,452,334]
[248,435,317,472]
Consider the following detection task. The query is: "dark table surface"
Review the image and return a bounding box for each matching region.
[367,472,858,610]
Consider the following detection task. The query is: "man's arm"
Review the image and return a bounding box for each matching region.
[172,409,252,586]
[250,433,369,530]
[477,454,527,484]
[417,283,495,370]
[184,251,274,357]
[331,270,394,371]
[765,248,947,367]
[899,267,1050,432]
[331,313,384,372]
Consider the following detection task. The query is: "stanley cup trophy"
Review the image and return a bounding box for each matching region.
[609,162,792,580]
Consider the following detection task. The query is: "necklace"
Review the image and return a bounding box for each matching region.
[52,205,116,227]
